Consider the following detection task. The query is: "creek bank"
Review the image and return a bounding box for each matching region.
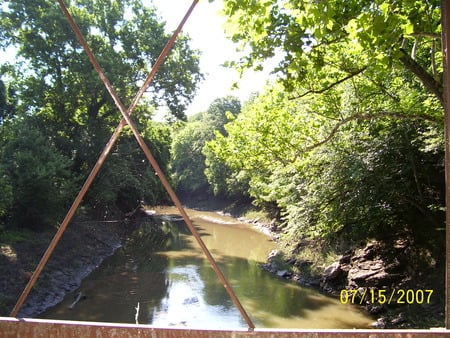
[0,217,139,318]
[260,236,445,329]
[178,193,445,328]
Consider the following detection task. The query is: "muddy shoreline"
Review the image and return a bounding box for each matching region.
[252,223,445,329]
[0,219,135,317]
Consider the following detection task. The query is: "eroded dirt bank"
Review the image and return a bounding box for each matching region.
[260,236,445,329]
[0,219,134,317]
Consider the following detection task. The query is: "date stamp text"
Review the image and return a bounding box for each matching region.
[339,288,433,305]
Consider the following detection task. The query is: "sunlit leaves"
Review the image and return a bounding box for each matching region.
[0,0,202,121]
[0,0,202,227]
[201,0,446,249]
[204,83,335,204]
[219,0,442,104]
[205,63,444,242]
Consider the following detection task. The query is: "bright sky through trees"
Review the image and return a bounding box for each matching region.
[149,0,272,116]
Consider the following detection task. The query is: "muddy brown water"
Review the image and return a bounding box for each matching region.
[40,206,373,329]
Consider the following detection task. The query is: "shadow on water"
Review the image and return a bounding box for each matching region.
[41,210,374,329]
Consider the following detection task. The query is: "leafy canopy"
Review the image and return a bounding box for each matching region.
[171,96,241,195]
[217,0,442,105]
[0,0,200,228]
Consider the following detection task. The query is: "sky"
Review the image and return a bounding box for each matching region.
[149,0,272,116]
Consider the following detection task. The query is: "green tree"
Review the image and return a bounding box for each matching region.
[171,121,211,194]
[1,117,77,229]
[206,76,444,245]
[0,0,201,171]
[279,120,444,245]
[171,96,241,196]
[205,0,445,248]
[87,120,173,215]
[0,78,15,124]
[205,84,331,205]
[219,0,442,105]
[0,0,202,121]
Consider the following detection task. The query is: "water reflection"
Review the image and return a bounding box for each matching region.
[41,207,373,328]
[150,264,245,328]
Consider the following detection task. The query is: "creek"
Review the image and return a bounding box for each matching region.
[40,206,374,329]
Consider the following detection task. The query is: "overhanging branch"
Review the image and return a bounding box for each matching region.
[302,110,442,153]
[289,67,367,100]
[399,49,444,106]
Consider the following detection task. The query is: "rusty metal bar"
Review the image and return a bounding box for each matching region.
[0,317,449,337]
[444,0,450,330]
[11,0,256,330]
[117,95,257,330]
[55,0,255,329]
[10,0,197,318]
[58,0,254,329]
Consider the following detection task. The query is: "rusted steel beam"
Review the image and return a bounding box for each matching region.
[0,318,448,338]
[56,0,254,329]
[9,0,198,318]
[443,0,450,330]
[10,0,256,330]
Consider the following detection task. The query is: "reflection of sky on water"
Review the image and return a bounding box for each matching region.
[150,265,246,329]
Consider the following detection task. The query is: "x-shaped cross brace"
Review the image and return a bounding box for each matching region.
[10,0,255,330]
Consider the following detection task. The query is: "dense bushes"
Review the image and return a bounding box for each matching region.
[0,114,175,230]
[280,120,444,245]
[204,79,444,250]
[200,0,445,252]
[0,118,76,229]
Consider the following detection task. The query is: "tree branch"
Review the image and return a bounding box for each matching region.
[407,32,441,40]
[302,110,442,153]
[399,49,443,106]
[289,67,367,100]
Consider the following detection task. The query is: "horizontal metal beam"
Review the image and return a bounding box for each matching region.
[0,317,448,337]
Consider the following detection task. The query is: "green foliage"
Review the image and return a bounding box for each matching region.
[0,0,201,186]
[205,83,335,201]
[0,78,15,123]
[204,0,445,251]
[203,142,246,198]
[0,229,34,244]
[281,120,444,243]
[220,0,442,104]
[206,76,444,246]
[1,118,77,229]
[86,118,173,214]
[0,165,13,221]
[0,0,202,120]
[171,96,241,196]
[171,121,210,194]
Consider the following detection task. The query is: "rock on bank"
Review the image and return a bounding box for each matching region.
[261,238,444,329]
